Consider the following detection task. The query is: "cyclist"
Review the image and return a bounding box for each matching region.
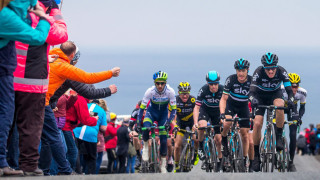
[220,59,252,167]
[136,71,177,173]
[281,73,307,172]
[249,52,295,172]
[170,82,198,172]
[193,71,224,169]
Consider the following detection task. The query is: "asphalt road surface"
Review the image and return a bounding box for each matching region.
[3,155,320,180]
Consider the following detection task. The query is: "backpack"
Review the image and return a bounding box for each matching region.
[128,141,137,157]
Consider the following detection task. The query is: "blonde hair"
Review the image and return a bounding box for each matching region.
[98,99,108,112]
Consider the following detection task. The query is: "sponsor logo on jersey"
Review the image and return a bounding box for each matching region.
[191,98,196,103]
[253,73,259,81]
[262,82,280,88]
[234,87,249,95]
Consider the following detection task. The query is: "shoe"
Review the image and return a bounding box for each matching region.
[249,160,254,172]
[1,166,24,176]
[252,156,261,172]
[142,141,149,161]
[198,149,205,161]
[201,162,207,170]
[167,163,173,172]
[217,161,221,172]
[57,171,78,175]
[24,168,43,176]
[288,161,297,172]
[161,158,167,173]
[192,154,199,165]
[0,168,3,176]
[221,137,229,157]
[276,136,284,151]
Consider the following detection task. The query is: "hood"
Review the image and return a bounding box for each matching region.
[49,48,70,63]
[8,0,37,19]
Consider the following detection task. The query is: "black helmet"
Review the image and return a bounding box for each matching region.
[206,71,220,83]
[261,52,278,67]
[234,58,250,70]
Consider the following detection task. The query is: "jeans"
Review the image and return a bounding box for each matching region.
[126,155,136,173]
[39,106,72,175]
[7,122,19,170]
[0,75,15,168]
[50,129,67,175]
[63,131,78,170]
[96,152,103,174]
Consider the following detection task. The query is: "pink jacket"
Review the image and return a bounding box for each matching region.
[13,2,68,93]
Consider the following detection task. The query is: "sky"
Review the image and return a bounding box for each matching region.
[61,0,320,49]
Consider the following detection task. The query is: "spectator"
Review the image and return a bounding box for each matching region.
[116,119,132,173]
[96,99,109,174]
[63,91,98,172]
[316,124,320,154]
[309,130,316,155]
[105,113,121,174]
[0,0,51,176]
[297,132,307,155]
[126,137,137,174]
[39,41,119,175]
[73,99,107,174]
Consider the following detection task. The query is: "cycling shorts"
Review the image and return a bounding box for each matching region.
[177,120,194,136]
[198,108,221,134]
[225,102,250,128]
[255,90,284,116]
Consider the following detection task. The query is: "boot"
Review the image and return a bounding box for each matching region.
[288,161,297,172]
[1,167,24,176]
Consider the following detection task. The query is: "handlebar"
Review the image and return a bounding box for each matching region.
[141,126,165,131]
[224,117,251,122]
[257,105,287,110]
[198,124,221,130]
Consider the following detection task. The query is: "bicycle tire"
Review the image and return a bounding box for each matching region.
[260,134,265,172]
[179,143,189,172]
[268,124,276,172]
[208,138,217,172]
[234,133,245,172]
[284,137,290,172]
[211,139,219,172]
[152,139,160,173]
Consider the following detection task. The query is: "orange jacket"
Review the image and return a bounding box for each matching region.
[46,48,113,105]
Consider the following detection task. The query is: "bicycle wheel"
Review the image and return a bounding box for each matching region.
[284,137,290,172]
[260,135,266,172]
[208,138,218,173]
[152,139,160,173]
[204,139,210,172]
[179,143,189,172]
[266,124,276,172]
[210,139,219,172]
[234,133,245,172]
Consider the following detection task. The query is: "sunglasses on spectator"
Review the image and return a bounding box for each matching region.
[155,82,166,86]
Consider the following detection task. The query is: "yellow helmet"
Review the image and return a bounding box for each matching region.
[178,82,191,92]
[288,73,301,84]
[110,112,117,120]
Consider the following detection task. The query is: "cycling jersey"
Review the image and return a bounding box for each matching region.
[170,95,196,123]
[250,66,294,116]
[196,84,224,110]
[281,85,307,119]
[196,84,223,134]
[138,84,177,124]
[223,74,252,103]
[250,66,291,93]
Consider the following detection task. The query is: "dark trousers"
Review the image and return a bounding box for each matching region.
[289,124,297,161]
[14,91,45,171]
[96,152,103,174]
[63,131,78,170]
[106,149,116,174]
[7,121,19,170]
[7,120,19,169]
[0,75,14,168]
[77,139,97,174]
[39,106,72,175]
[117,154,127,174]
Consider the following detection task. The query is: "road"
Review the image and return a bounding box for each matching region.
[3,155,320,180]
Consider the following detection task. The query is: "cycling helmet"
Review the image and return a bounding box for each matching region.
[234,58,250,70]
[178,82,191,92]
[153,71,168,81]
[261,52,278,67]
[288,73,301,84]
[206,71,220,83]
[110,112,117,120]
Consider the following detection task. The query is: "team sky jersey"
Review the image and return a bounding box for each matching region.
[196,84,224,110]
[130,108,139,121]
[140,84,176,111]
[281,85,307,105]
[223,74,252,103]
[169,95,196,123]
[251,66,291,93]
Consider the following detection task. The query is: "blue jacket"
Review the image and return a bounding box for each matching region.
[0,0,51,75]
